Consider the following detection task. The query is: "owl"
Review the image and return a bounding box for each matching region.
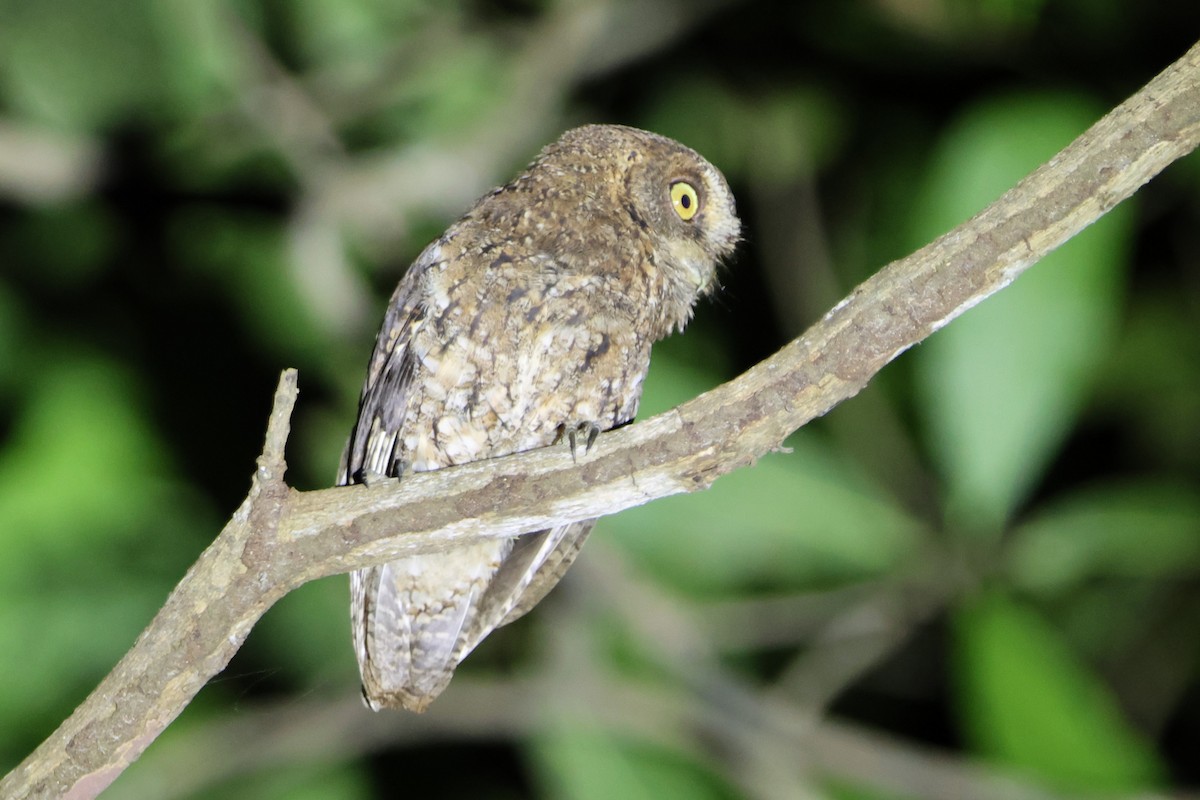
[339,124,740,712]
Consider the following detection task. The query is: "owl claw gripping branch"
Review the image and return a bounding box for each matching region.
[339,124,740,712]
[553,420,602,462]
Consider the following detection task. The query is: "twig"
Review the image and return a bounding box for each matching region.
[0,120,104,204]
[4,37,1200,800]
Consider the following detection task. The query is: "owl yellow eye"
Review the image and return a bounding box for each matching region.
[670,181,699,221]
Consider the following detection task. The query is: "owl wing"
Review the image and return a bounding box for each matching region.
[344,266,509,710]
[340,244,445,709]
[454,519,595,656]
[339,262,428,487]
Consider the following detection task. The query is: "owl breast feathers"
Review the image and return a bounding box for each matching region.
[340,123,740,712]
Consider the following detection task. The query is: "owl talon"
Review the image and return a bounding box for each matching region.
[583,422,600,453]
[555,421,601,463]
[359,467,392,487]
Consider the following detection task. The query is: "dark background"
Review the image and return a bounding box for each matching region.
[3,1,1200,797]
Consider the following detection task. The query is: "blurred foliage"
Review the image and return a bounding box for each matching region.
[954,592,1162,791]
[2,1,1200,798]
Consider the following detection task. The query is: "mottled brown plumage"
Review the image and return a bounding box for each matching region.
[339,124,739,712]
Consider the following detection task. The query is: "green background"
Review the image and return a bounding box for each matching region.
[2,1,1200,798]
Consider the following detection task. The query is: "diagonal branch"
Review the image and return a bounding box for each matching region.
[5,38,1200,800]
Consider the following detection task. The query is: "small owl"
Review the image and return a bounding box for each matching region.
[339,124,740,712]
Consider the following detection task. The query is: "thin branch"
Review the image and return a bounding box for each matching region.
[0,120,104,204]
[4,38,1200,800]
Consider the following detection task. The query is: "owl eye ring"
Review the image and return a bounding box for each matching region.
[670,181,700,221]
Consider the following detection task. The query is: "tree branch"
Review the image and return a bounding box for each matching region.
[5,38,1200,800]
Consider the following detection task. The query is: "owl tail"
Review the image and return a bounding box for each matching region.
[353,537,511,713]
[352,522,594,712]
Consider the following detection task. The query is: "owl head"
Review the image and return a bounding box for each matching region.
[538,124,741,332]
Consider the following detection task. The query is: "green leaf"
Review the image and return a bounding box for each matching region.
[5,202,116,285]
[605,438,921,594]
[190,761,371,800]
[0,280,26,395]
[954,592,1162,791]
[0,354,215,757]
[252,577,360,686]
[168,207,331,365]
[0,589,165,756]
[528,724,735,800]
[290,0,438,68]
[1008,482,1200,592]
[912,92,1132,534]
[0,355,166,565]
[1094,293,1200,469]
[0,0,165,129]
[605,348,921,594]
[826,781,917,800]
[642,78,845,185]
[147,0,247,115]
